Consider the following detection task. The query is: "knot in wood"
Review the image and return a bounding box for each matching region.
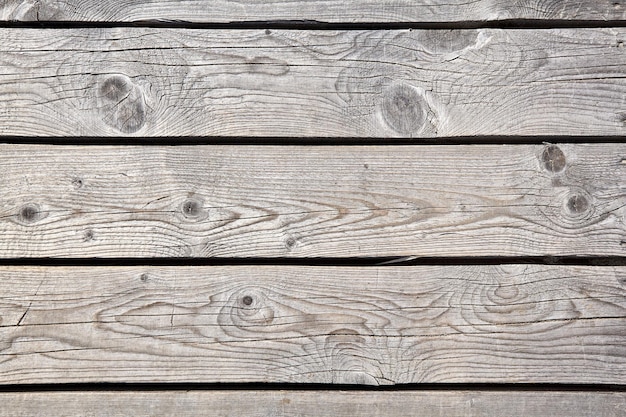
[381,84,427,135]
[241,295,254,306]
[566,194,590,215]
[541,145,566,173]
[18,203,41,224]
[99,75,146,133]
[284,235,297,251]
[83,229,94,241]
[181,199,202,218]
[561,188,594,221]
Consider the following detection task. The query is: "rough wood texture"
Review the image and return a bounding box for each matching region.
[1,0,625,23]
[1,390,625,417]
[0,28,625,137]
[0,144,624,258]
[0,265,624,385]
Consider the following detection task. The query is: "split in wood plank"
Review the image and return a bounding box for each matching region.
[0,28,625,137]
[1,390,625,417]
[0,144,624,258]
[0,265,624,385]
[1,0,625,24]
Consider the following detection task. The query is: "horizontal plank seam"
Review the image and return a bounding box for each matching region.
[0,383,624,392]
[1,137,626,146]
[3,20,626,30]
[0,256,623,266]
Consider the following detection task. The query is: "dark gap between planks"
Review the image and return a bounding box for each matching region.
[2,19,626,30]
[0,136,625,146]
[0,256,623,267]
[0,382,623,392]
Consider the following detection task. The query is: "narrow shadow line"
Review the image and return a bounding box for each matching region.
[1,19,626,30]
[0,382,623,392]
[0,136,624,146]
[0,256,623,267]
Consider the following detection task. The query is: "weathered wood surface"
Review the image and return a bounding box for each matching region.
[1,0,625,23]
[0,144,624,258]
[1,28,625,137]
[0,265,624,385]
[1,390,625,417]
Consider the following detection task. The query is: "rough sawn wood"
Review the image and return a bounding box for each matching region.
[0,265,624,385]
[0,144,624,258]
[1,390,625,417]
[0,28,625,137]
[1,0,624,23]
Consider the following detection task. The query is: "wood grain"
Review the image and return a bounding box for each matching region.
[0,28,625,137]
[1,390,625,417]
[0,265,624,385]
[1,0,625,23]
[0,144,624,258]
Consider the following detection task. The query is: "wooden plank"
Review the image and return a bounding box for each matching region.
[0,28,625,137]
[0,265,624,385]
[1,390,625,417]
[1,0,625,23]
[0,144,624,258]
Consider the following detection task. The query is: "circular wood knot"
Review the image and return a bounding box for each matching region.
[140,273,149,282]
[241,295,254,306]
[541,145,566,173]
[71,177,84,189]
[560,188,594,222]
[221,289,275,330]
[284,235,298,251]
[18,203,41,224]
[83,229,94,241]
[381,84,427,135]
[181,199,202,218]
[99,75,146,133]
[566,194,590,215]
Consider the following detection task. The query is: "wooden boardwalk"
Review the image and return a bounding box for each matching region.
[0,1,625,415]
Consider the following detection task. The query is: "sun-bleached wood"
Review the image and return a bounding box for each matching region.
[0,28,625,137]
[0,144,624,258]
[1,390,625,417]
[0,265,624,385]
[1,0,625,23]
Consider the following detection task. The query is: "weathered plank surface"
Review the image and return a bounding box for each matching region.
[1,0,625,23]
[1,390,625,417]
[0,144,624,258]
[0,265,624,385]
[0,28,625,137]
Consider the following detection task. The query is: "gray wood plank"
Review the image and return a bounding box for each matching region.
[1,390,625,417]
[0,265,624,384]
[0,28,625,137]
[1,0,625,23]
[0,144,624,258]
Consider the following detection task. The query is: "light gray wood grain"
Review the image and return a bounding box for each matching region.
[1,0,625,23]
[0,28,625,137]
[1,390,625,417]
[0,265,624,385]
[0,144,624,258]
